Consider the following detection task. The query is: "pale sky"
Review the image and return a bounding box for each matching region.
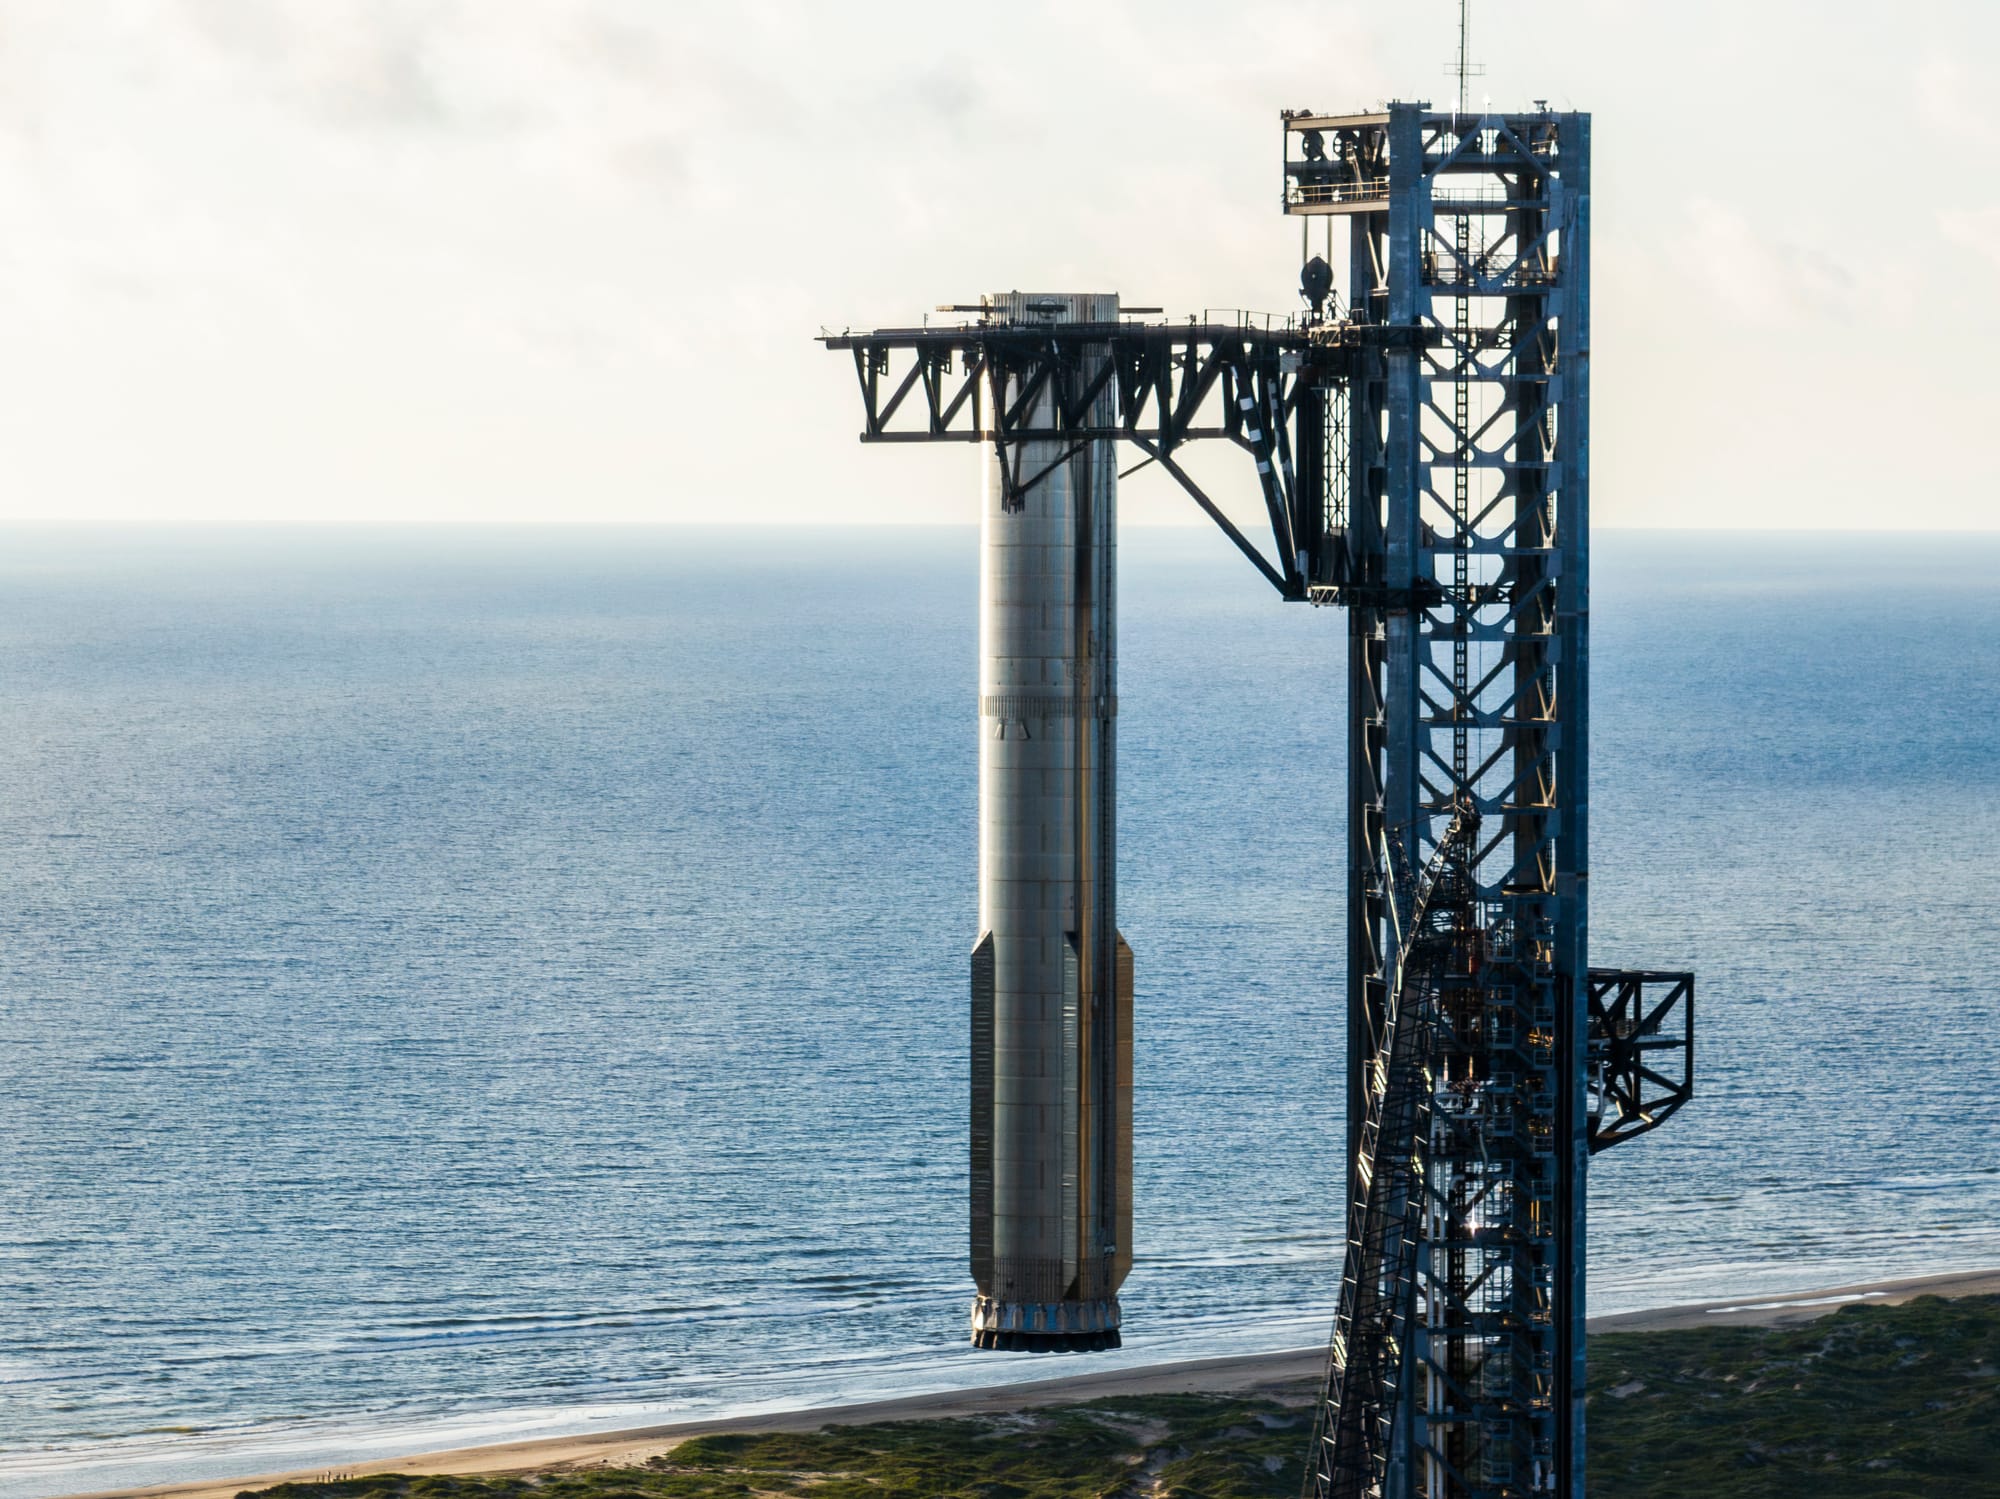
[0,0,1993,529]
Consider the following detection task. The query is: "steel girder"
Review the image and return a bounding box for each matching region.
[820,318,1332,597]
[1585,970,1694,1153]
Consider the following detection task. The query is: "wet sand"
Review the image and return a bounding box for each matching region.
[60,1267,2000,1499]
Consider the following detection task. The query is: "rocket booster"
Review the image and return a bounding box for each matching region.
[969,291,1132,1352]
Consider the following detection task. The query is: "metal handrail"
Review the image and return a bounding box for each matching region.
[1288,177,1391,207]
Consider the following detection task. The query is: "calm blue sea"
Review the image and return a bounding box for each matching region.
[1,526,1995,1498]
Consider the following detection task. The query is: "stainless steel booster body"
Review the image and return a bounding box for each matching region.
[969,291,1133,1352]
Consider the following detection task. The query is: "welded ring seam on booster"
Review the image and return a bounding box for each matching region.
[978,695,1119,718]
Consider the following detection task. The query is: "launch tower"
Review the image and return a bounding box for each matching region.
[820,100,1694,1499]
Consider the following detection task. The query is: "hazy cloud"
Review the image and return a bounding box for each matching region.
[609,134,689,201]
[1915,53,2000,148]
[1939,204,2000,269]
[1675,198,1857,328]
[0,1,1993,526]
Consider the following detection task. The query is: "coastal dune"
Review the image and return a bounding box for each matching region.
[58,1268,2000,1499]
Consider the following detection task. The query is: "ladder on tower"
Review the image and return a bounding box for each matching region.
[1303,808,1479,1499]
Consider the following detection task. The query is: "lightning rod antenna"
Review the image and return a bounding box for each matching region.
[1456,0,1471,121]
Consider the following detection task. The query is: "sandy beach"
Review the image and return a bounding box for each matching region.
[52,1266,2000,1499]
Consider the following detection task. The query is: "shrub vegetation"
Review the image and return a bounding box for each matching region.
[249,1294,1998,1499]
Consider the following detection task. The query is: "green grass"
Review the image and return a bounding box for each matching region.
[246,1295,1999,1499]
[1587,1294,1999,1498]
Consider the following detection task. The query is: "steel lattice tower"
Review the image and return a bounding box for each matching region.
[1289,101,1600,1499]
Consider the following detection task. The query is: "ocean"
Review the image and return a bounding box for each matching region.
[1,525,1995,1498]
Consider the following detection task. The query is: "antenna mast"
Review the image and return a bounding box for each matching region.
[1457,0,1470,118]
[1449,0,1484,121]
